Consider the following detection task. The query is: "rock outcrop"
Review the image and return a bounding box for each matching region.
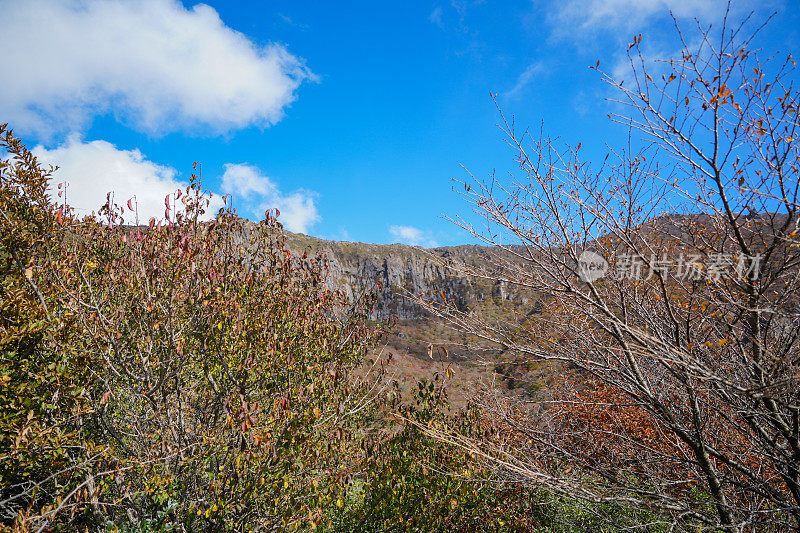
[286,233,497,320]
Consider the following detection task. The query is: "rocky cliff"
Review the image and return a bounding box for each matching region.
[285,233,528,321]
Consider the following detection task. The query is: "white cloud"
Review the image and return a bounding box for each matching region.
[429,7,445,28]
[1,0,315,138]
[220,164,319,234]
[507,61,545,99]
[389,225,439,247]
[551,0,729,32]
[32,136,223,223]
[31,140,318,231]
[278,13,309,31]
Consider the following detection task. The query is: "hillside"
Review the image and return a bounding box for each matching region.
[284,232,552,404]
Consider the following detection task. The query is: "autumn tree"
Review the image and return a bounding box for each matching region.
[418,7,800,532]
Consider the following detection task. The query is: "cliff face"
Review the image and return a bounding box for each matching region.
[286,233,500,320]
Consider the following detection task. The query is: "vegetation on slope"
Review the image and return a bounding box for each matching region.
[1,124,631,532]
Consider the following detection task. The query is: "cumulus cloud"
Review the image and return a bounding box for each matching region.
[220,164,319,234]
[32,136,223,223]
[389,225,439,248]
[1,0,315,138]
[31,141,319,231]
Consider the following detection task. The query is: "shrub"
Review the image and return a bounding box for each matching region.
[0,125,383,531]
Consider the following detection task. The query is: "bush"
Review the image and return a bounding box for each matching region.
[0,124,382,531]
[0,123,100,529]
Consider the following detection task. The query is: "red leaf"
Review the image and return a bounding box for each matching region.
[100,391,111,406]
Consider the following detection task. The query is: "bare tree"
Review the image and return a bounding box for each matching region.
[416,7,800,532]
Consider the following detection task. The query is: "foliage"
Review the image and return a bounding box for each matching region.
[330,374,516,531]
[333,370,673,533]
[0,124,385,531]
[0,123,99,528]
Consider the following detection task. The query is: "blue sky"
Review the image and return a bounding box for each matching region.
[2,0,798,246]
